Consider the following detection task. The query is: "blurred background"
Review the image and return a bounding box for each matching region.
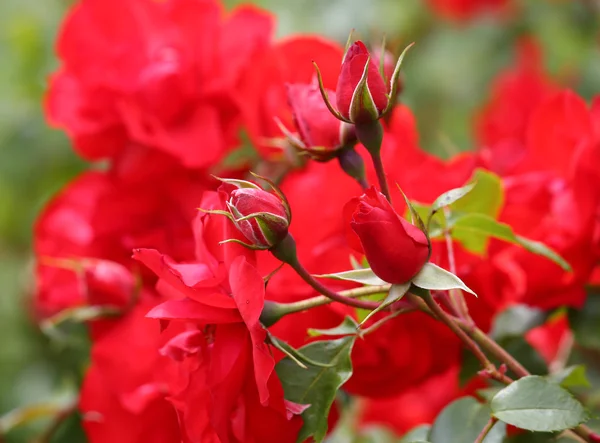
[0,0,599,440]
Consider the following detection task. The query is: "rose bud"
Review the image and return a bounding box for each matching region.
[83,259,135,308]
[345,187,429,284]
[207,175,292,250]
[313,40,413,125]
[279,83,357,161]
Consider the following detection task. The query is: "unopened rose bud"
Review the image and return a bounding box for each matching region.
[337,41,388,124]
[283,83,348,161]
[83,259,135,308]
[313,38,413,125]
[344,187,430,284]
[211,175,292,250]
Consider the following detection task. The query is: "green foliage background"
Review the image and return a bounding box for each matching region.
[0,0,598,441]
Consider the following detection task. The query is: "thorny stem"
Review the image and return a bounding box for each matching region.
[271,235,386,311]
[456,320,529,378]
[474,417,497,443]
[288,259,386,311]
[414,292,497,377]
[440,306,600,443]
[443,207,472,322]
[275,285,391,316]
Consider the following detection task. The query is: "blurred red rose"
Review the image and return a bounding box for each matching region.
[48,0,273,168]
[34,168,207,316]
[476,39,557,175]
[344,312,461,398]
[359,366,476,435]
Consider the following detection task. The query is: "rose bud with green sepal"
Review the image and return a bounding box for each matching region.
[313,40,413,125]
[208,174,292,250]
[344,187,430,284]
[280,82,357,162]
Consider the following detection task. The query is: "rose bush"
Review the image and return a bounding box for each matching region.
[9,0,600,442]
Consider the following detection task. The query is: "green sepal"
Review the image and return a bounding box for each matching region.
[312,61,352,123]
[197,208,234,222]
[349,56,380,123]
[218,238,268,250]
[212,176,260,189]
[383,42,414,115]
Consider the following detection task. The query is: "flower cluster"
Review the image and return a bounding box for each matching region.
[33,0,600,441]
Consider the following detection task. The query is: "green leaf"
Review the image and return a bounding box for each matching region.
[490,375,589,432]
[400,425,431,442]
[308,316,360,337]
[476,387,503,402]
[516,235,572,272]
[430,397,506,443]
[276,337,356,443]
[314,268,388,286]
[411,262,476,296]
[548,365,591,389]
[489,305,546,340]
[450,213,571,271]
[451,169,504,218]
[431,182,476,213]
[219,131,260,169]
[354,426,402,443]
[359,282,411,326]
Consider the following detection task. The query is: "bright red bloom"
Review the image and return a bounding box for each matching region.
[80,300,182,443]
[239,36,343,158]
[476,39,557,175]
[345,187,429,284]
[34,168,207,316]
[344,311,461,398]
[336,41,388,123]
[358,366,475,435]
[48,0,273,168]
[134,192,303,442]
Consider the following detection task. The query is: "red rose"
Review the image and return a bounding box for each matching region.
[344,311,461,398]
[358,366,472,434]
[48,0,273,168]
[238,36,343,159]
[220,179,291,249]
[80,300,182,443]
[336,41,388,123]
[285,82,354,160]
[133,194,303,442]
[345,187,429,284]
[476,39,556,175]
[34,168,207,316]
